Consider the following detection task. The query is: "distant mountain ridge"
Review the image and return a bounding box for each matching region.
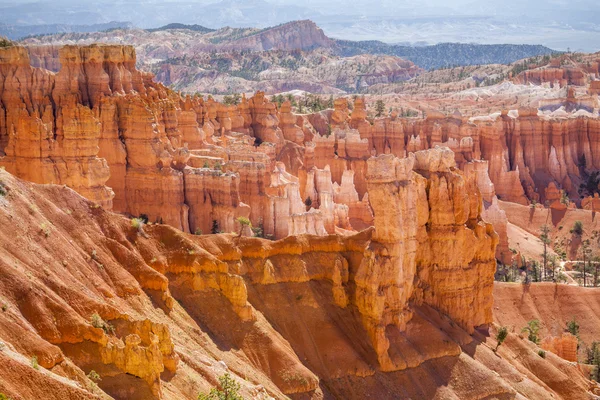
[19,19,560,94]
[19,19,558,68]
[1,0,598,51]
[146,23,215,34]
[335,40,558,70]
[0,21,131,40]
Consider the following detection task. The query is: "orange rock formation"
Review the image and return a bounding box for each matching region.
[541,333,579,362]
[4,44,600,245]
[0,163,597,399]
[3,41,600,400]
[515,65,586,87]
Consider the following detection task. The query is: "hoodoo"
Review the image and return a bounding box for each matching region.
[1,34,600,400]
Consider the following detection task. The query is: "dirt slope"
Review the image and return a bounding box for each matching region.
[500,200,600,261]
[494,282,600,349]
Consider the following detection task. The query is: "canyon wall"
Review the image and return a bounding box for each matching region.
[340,99,600,207]
[1,42,599,399]
[0,45,114,208]
[0,45,340,239]
[2,44,600,264]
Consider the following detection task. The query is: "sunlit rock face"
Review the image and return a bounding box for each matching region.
[0,45,114,208]
[363,147,497,370]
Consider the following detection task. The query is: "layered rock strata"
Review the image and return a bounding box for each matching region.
[362,147,498,369]
[3,44,600,256]
[0,46,114,208]
[0,153,596,400]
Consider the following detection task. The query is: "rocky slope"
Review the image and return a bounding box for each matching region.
[1,157,597,399]
[494,282,600,350]
[337,41,557,71]
[154,50,420,94]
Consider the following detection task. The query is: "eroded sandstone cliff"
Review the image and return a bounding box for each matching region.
[3,44,599,251]
[0,45,340,239]
[1,153,597,399]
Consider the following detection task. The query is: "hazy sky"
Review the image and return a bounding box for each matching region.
[1,0,598,51]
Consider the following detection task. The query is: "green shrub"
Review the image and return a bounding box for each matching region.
[251,224,264,238]
[587,341,600,381]
[538,350,546,358]
[87,370,101,382]
[40,223,51,238]
[236,217,251,227]
[557,272,568,283]
[223,93,241,105]
[198,373,243,400]
[494,326,508,352]
[521,319,541,344]
[375,99,386,117]
[0,181,6,197]
[573,220,584,236]
[211,220,220,234]
[0,393,13,400]
[195,228,203,235]
[90,313,115,335]
[566,317,580,337]
[0,37,13,48]
[90,313,103,329]
[236,216,251,236]
[560,190,570,206]
[131,217,145,232]
[31,355,39,370]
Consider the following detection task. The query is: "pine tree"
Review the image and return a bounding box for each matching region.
[198,373,243,400]
[540,225,550,281]
[494,326,508,352]
[375,100,385,117]
[521,319,541,344]
[211,220,220,234]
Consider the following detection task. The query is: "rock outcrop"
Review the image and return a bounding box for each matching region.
[1,46,318,237]
[0,45,114,208]
[4,43,600,267]
[362,147,497,370]
[515,66,586,87]
[220,20,334,53]
[540,333,579,362]
[337,97,600,206]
